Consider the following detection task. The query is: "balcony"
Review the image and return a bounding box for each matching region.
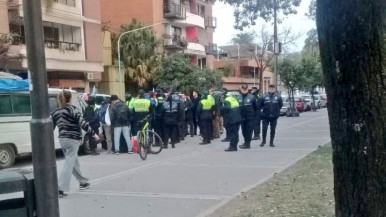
[205,43,217,55]
[164,3,186,19]
[205,17,217,29]
[164,34,188,50]
[172,12,205,28]
[185,39,206,57]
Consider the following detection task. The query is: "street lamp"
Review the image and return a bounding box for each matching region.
[117,21,168,97]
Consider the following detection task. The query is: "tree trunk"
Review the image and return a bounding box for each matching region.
[316,0,386,216]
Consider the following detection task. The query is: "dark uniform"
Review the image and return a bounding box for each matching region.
[251,90,261,140]
[184,97,194,137]
[154,93,164,141]
[196,93,214,144]
[191,94,201,135]
[239,93,259,149]
[221,94,242,151]
[162,94,180,148]
[132,97,153,135]
[259,92,283,147]
[177,94,186,141]
[83,100,100,155]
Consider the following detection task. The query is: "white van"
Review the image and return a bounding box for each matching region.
[0,88,87,169]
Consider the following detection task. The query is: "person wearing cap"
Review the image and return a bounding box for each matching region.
[221,92,242,151]
[191,90,201,135]
[209,87,221,140]
[196,90,215,145]
[161,90,180,148]
[153,89,165,141]
[132,89,153,136]
[239,84,259,149]
[220,88,230,142]
[251,87,261,140]
[258,84,283,147]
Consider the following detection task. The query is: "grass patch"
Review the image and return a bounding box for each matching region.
[209,144,335,217]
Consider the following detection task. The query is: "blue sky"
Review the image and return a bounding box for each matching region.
[213,0,316,51]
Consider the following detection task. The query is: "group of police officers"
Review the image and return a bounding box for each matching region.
[122,83,283,152]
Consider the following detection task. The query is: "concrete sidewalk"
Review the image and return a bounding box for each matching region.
[29,109,332,217]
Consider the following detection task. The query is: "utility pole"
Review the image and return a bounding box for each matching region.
[273,0,278,91]
[23,0,60,216]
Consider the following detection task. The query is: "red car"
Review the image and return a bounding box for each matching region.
[287,96,305,112]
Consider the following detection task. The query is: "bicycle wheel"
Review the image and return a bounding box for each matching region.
[148,131,163,154]
[137,132,147,160]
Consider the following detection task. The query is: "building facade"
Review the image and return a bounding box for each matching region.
[100,0,217,68]
[1,0,103,93]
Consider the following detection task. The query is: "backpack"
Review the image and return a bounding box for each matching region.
[116,103,129,123]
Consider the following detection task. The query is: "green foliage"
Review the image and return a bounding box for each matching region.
[278,56,304,92]
[221,64,233,77]
[219,0,301,30]
[306,0,316,20]
[231,31,256,45]
[118,19,161,89]
[301,55,323,92]
[302,29,319,55]
[154,56,223,93]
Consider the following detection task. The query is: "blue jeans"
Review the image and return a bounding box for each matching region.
[113,126,132,152]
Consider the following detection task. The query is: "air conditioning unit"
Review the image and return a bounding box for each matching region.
[87,73,93,80]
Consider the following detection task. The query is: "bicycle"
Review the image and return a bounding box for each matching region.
[136,114,163,160]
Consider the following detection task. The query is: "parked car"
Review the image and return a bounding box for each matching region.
[320,94,327,107]
[0,88,87,169]
[286,96,305,112]
[302,95,312,111]
[280,95,289,116]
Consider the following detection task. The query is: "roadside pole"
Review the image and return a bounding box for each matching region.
[23,0,60,216]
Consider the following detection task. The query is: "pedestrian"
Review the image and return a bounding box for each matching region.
[51,90,99,197]
[251,87,261,140]
[153,89,164,141]
[259,85,283,147]
[196,91,214,145]
[209,88,221,139]
[98,99,113,153]
[83,98,100,155]
[183,93,194,137]
[132,89,153,136]
[109,94,133,154]
[161,91,180,148]
[239,84,259,149]
[207,88,216,140]
[178,93,186,140]
[221,92,242,152]
[220,88,230,142]
[191,90,201,135]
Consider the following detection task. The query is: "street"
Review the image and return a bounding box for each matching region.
[12,109,330,217]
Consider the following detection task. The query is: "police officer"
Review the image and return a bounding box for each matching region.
[183,93,194,137]
[177,92,186,141]
[153,89,164,141]
[162,91,180,148]
[239,84,259,149]
[221,92,242,152]
[209,88,221,139]
[132,89,153,136]
[251,87,261,140]
[259,85,283,147]
[196,91,214,145]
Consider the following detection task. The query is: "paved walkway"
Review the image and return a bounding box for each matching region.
[22,109,331,217]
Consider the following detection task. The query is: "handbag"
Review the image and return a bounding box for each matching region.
[105,105,111,126]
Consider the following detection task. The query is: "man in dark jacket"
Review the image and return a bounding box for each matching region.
[251,87,261,140]
[191,90,201,135]
[154,89,164,141]
[184,93,194,137]
[221,92,242,151]
[259,85,283,147]
[177,93,186,141]
[161,91,180,148]
[83,98,100,155]
[109,95,132,154]
[239,84,259,149]
[196,91,214,145]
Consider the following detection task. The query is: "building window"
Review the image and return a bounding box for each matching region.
[53,0,76,7]
[196,5,205,17]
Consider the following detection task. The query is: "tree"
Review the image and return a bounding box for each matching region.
[278,56,304,115]
[231,31,256,45]
[317,0,386,216]
[116,19,161,92]
[0,34,14,70]
[154,56,223,93]
[219,0,301,30]
[306,0,316,21]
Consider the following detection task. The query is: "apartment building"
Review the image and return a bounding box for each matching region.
[1,0,103,92]
[100,0,217,68]
[213,44,274,92]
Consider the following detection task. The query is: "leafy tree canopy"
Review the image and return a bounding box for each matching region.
[117,19,161,89]
[231,31,256,45]
[219,0,301,30]
[154,56,223,94]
